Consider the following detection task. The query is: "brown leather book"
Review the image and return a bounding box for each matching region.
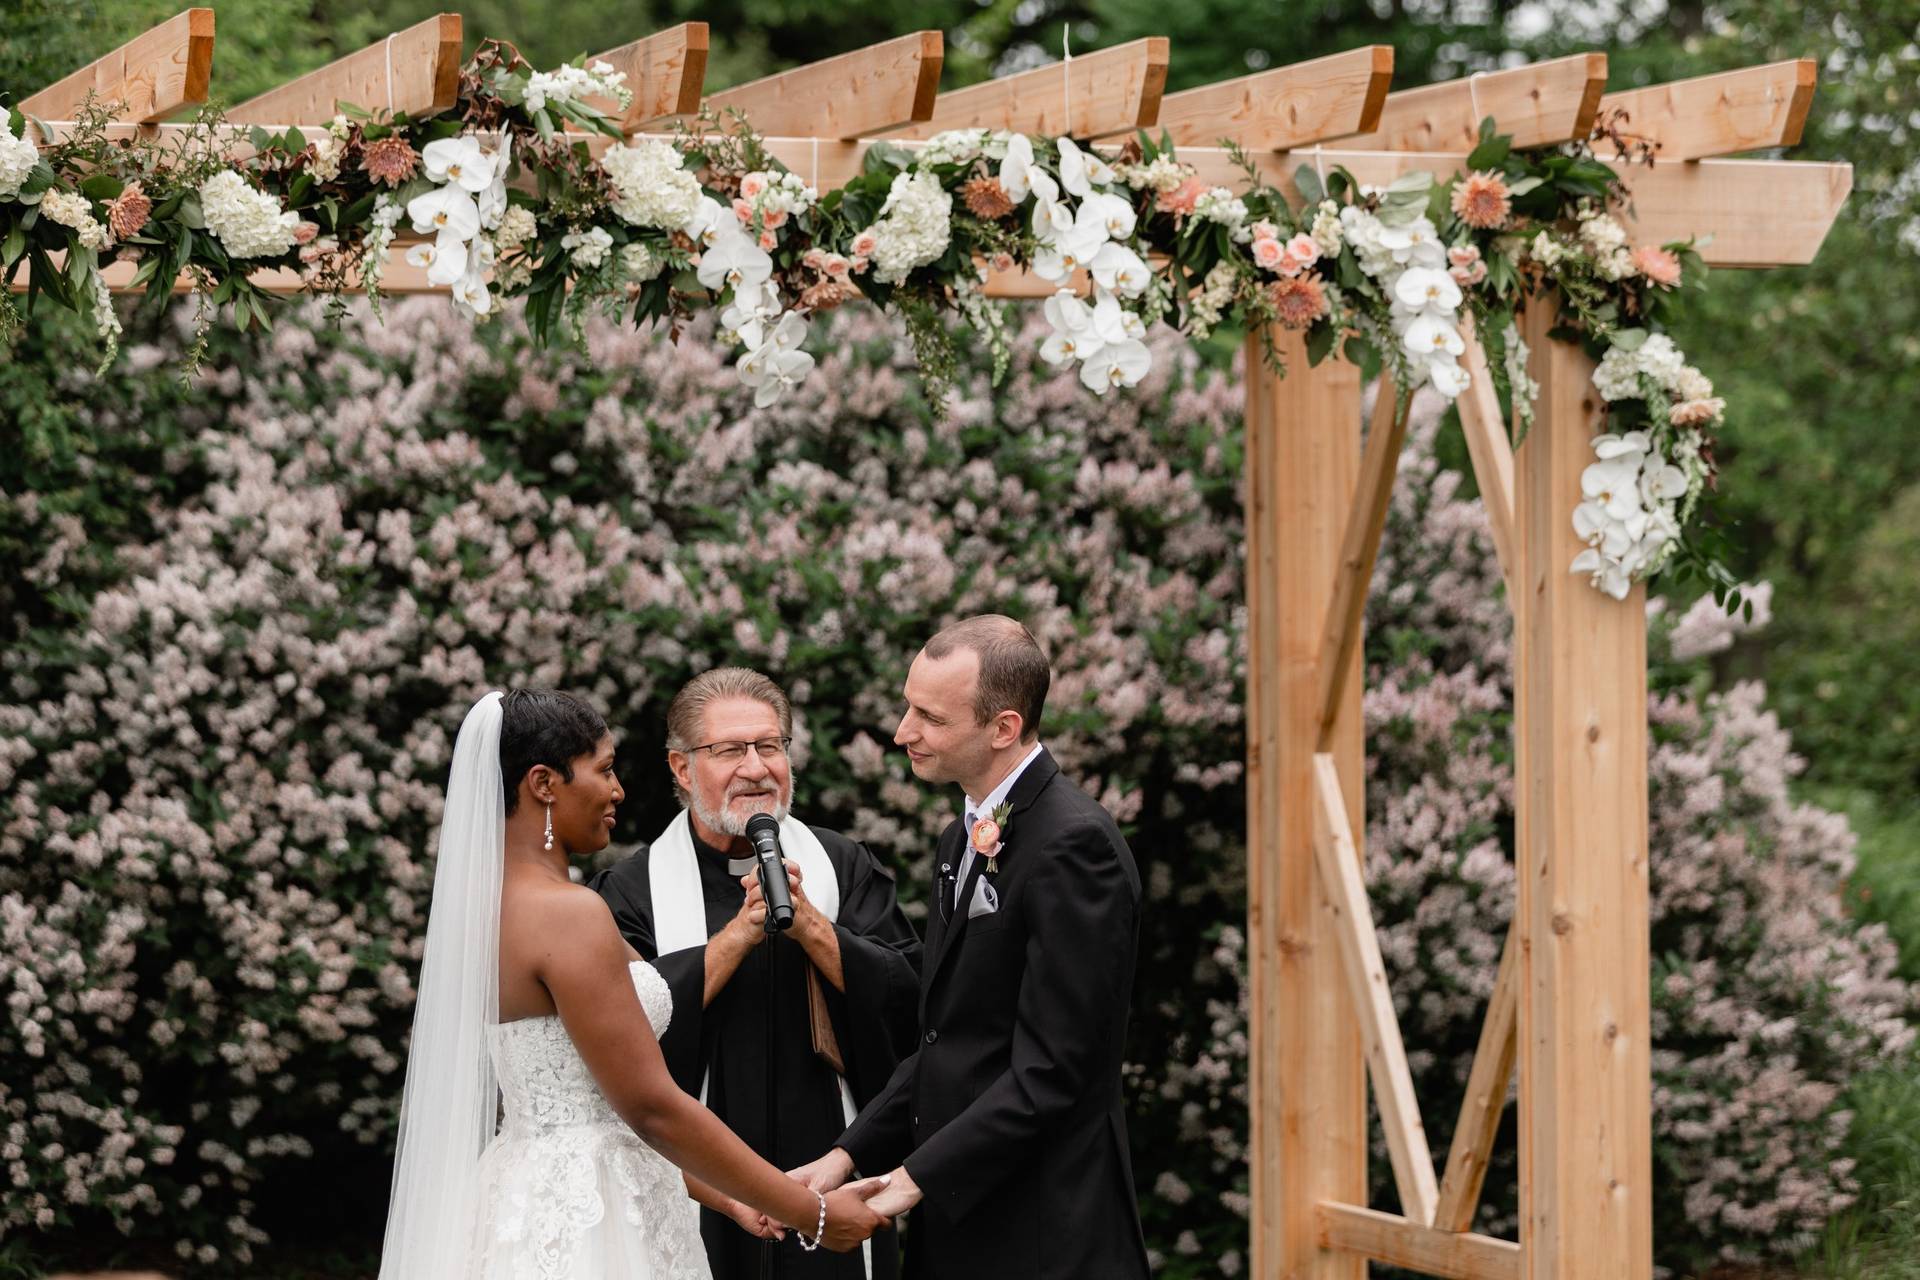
[806,963,845,1076]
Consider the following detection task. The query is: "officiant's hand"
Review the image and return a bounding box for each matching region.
[861,1166,922,1219]
[821,1177,892,1251]
[727,864,801,944]
[788,1145,856,1195]
[783,860,833,950]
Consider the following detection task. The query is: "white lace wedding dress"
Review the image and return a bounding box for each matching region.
[468,959,712,1280]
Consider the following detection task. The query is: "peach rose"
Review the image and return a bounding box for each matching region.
[733,198,755,225]
[740,173,768,200]
[1252,236,1285,270]
[851,230,879,257]
[1632,245,1682,288]
[822,252,851,277]
[759,230,777,250]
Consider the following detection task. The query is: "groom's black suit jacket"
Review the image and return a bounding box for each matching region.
[839,748,1150,1279]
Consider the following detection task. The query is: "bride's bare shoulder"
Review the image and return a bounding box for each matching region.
[501,872,636,970]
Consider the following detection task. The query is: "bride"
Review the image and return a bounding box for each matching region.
[378,689,890,1278]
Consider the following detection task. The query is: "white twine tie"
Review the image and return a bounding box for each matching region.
[384,33,398,112]
[810,135,819,192]
[1467,70,1488,137]
[1313,143,1327,183]
[1061,24,1074,135]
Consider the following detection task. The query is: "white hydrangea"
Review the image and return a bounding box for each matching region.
[1580,212,1628,255]
[40,189,110,250]
[199,170,299,259]
[561,225,613,269]
[861,169,952,285]
[491,204,538,253]
[525,60,630,115]
[919,129,989,167]
[619,242,663,282]
[0,116,41,200]
[600,139,703,231]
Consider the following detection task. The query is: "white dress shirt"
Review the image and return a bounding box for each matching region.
[953,741,1045,907]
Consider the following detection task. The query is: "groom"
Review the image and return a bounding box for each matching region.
[791,615,1150,1278]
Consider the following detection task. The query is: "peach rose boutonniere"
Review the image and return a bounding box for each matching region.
[971,802,1013,875]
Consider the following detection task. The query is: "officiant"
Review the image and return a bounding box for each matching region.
[591,667,922,1279]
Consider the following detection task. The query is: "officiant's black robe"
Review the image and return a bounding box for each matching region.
[591,826,922,1279]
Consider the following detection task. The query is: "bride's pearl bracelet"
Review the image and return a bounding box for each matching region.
[798,1190,826,1252]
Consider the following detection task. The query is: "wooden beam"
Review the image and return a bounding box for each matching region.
[1336,53,1607,152]
[892,37,1169,141]
[1456,317,1522,601]
[1434,923,1520,1233]
[227,15,460,125]
[1514,296,1653,1280]
[1156,46,1393,151]
[1245,327,1367,1280]
[1598,59,1816,161]
[706,32,941,140]
[1313,384,1412,752]
[19,8,214,123]
[1318,1202,1521,1280]
[586,24,710,131]
[1312,753,1441,1226]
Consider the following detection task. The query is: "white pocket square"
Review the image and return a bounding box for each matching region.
[966,875,1000,920]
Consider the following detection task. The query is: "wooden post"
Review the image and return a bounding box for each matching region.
[1513,298,1653,1280]
[1245,328,1366,1279]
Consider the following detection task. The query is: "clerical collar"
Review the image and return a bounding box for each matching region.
[690,827,758,878]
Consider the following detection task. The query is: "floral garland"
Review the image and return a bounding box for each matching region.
[0,48,1736,602]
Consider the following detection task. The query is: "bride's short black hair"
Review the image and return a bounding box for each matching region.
[499,689,609,815]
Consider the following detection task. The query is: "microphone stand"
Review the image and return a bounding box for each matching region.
[762,886,777,1280]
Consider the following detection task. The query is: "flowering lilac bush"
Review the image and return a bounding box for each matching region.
[0,300,1907,1272]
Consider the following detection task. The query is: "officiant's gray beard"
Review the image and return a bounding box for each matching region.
[690,778,792,837]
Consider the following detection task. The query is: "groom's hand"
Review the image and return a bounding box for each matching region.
[788,1145,856,1194]
[862,1166,921,1219]
[821,1176,893,1251]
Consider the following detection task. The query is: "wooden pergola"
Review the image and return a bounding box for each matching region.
[18,14,1847,1279]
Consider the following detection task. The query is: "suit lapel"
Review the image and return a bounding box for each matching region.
[921,748,1061,1000]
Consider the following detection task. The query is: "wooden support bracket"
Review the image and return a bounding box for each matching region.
[1312,754,1440,1226]
[586,24,710,131]
[1157,46,1392,151]
[893,37,1168,140]
[228,15,461,124]
[19,7,214,123]
[1335,53,1607,151]
[1597,59,1816,161]
[706,32,942,139]
[1319,1202,1521,1280]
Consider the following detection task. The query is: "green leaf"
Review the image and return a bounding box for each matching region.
[1305,321,1337,366]
[1611,327,1649,351]
[1506,175,1544,197]
[1,225,22,268]
[249,125,273,153]
[1466,134,1511,172]
[1294,164,1325,207]
[80,174,123,201]
[179,193,206,231]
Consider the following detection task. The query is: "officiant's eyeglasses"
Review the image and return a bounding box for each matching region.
[687,736,792,765]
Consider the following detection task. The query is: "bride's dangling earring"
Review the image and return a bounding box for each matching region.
[544,802,554,852]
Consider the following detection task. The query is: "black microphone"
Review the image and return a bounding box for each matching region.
[744,813,796,933]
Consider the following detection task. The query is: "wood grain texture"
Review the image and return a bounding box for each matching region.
[1313,754,1441,1225]
[1244,327,1367,1280]
[229,15,460,123]
[1598,59,1816,161]
[1514,297,1653,1280]
[1456,317,1522,601]
[707,32,941,138]
[1335,53,1607,151]
[1319,1202,1521,1280]
[1157,46,1392,150]
[587,24,710,129]
[1314,384,1411,752]
[892,38,1168,140]
[20,8,214,123]
[1434,924,1520,1233]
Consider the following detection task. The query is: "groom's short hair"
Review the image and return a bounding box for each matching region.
[925,615,1050,743]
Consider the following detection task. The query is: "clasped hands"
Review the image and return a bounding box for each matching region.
[721,1148,919,1248]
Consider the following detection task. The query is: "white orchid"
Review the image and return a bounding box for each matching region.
[998,133,1045,203]
[1033,218,1109,282]
[1089,242,1150,297]
[1031,194,1077,245]
[719,281,783,348]
[1057,137,1110,198]
[682,195,732,248]
[405,235,468,287]
[737,312,814,407]
[1426,358,1470,398]
[1400,314,1466,362]
[406,184,481,241]
[696,228,773,293]
[1080,337,1152,393]
[421,136,498,194]
[1040,290,1103,365]
[1393,267,1463,313]
[1080,192,1136,241]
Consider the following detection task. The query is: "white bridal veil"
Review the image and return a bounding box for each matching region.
[378,691,506,1279]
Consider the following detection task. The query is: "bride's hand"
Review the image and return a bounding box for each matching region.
[723,1197,785,1241]
[820,1178,892,1251]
